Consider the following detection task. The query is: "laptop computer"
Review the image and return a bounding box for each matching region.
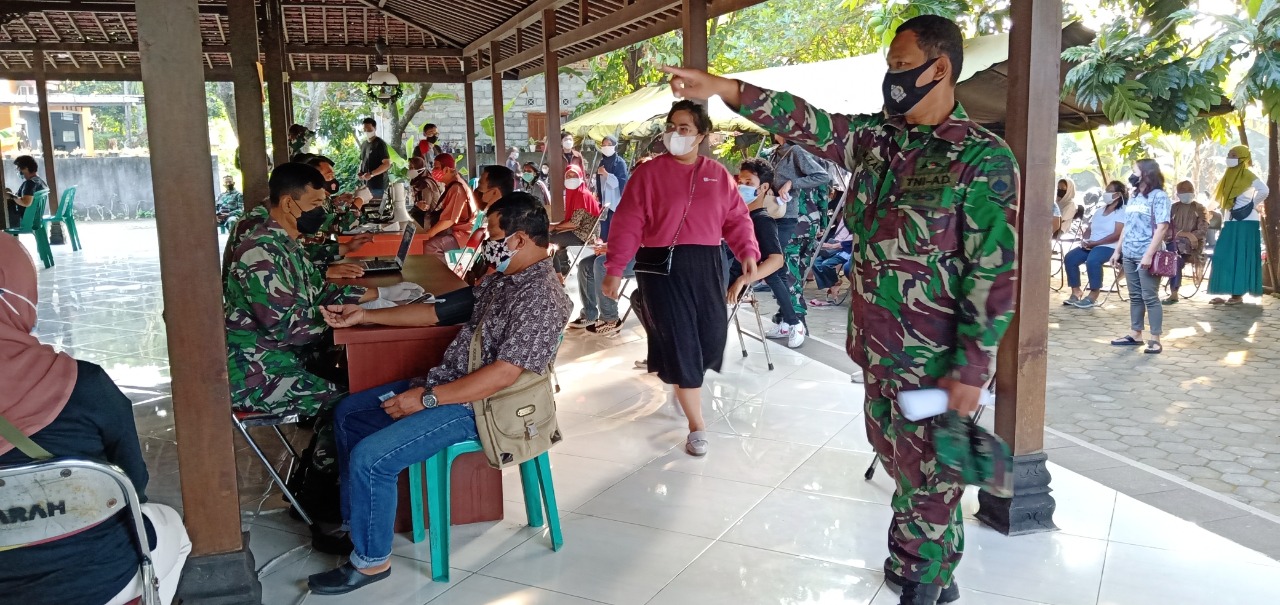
[357,223,416,274]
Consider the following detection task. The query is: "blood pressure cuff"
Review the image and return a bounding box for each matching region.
[435,286,476,326]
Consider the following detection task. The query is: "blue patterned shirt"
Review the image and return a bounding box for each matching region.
[1122,188,1171,259]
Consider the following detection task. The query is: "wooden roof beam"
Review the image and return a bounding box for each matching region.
[283,44,462,57]
[1,1,226,15]
[462,0,572,56]
[346,0,467,48]
[498,0,678,74]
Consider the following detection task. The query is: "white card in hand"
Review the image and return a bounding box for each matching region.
[898,388,995,421]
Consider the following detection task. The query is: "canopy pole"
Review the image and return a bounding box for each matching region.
[1087,127,1109,186]
[979,0,1060,537]
[465,82,478,177]
[491,40,506,165]
[263,0,290,166]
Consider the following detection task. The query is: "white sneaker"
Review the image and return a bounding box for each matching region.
[764,322,792,339]
[685,431,709,456]
[787,323,807,348]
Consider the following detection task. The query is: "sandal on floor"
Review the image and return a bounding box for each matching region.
[1225,298,1244,306]
[1210,298,1227,305]
[1145,341,1163,354]
[808,298,838,308]
[1111,335,1142,346]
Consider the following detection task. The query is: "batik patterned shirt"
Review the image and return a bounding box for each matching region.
[736,83,1019,387]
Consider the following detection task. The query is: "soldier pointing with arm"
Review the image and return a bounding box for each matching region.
[664,15,1018,605]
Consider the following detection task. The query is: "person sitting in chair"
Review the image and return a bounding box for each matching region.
[0,234,192,605]
[307,193,571,595]
[6,155,47,229]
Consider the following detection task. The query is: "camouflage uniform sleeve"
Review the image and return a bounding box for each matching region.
[950,147,1020,388]
[230,244,333,347]
[735,81,883,171]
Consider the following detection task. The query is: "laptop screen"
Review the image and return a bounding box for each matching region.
[395,223,417,263]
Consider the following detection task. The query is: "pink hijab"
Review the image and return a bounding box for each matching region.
[0,233,77,455]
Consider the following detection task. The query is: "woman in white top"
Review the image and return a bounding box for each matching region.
[1207,145,1269,305]
[1110,159,1171,354]
[1063,180,1126,308]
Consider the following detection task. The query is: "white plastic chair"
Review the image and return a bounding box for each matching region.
[0,458,160,605]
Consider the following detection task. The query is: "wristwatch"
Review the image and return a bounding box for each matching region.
[420,386,439,409]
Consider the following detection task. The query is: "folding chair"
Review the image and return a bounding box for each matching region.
[446,227,488,277]
[729,287,775,371]
[617,277,637,325]
[230,410,313,526]
[0,458,161,605]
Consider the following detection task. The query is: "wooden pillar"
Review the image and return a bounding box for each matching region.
[33,56,64,244]
[464,81,478,177]
[227,0,269,209]
[977,0,1061,537]
[263,0,290,166]
[543,8,564,221]
[681,0,710,155]
[490,41,506,163]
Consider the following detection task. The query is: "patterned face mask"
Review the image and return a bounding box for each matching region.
[483,237,513,268]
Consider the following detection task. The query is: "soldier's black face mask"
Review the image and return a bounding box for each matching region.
[291,199,327,235]
[326,179,340,194]
[882,57,943,116]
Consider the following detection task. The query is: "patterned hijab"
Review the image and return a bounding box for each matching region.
[1214,145,1259,211]
[0,234,77,455]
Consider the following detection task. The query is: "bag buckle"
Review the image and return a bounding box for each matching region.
[525,421,538,439]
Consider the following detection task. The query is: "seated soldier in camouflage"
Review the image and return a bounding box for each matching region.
[224,163,422,419]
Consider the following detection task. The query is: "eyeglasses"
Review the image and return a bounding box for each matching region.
[664,123,697,136]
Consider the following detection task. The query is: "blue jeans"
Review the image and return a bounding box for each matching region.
[577,254,634,321]
[1064,245,1114,291]
[335,380,479,569]
[813,249,851,290]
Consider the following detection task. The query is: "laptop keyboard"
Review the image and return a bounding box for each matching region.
[363,260,398,270]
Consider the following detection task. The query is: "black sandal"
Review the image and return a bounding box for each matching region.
[1145,341,1163,354]
[1110,335,1142,346]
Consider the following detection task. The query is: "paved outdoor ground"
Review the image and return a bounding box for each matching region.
[783,272,1280,517]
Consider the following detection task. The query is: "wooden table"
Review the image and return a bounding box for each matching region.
[336,228,431,258]
[331,255,502,531]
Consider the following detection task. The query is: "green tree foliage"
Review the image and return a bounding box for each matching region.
[1197,0,1280,120]
[1061,6,1227,137]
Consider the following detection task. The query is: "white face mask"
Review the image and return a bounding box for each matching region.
[1177,192,1194,203]
[564,178,583,190]
[1226,157,1240,168]
[364,130,376,141]
[407,168,423,180]
[601,145,616,157]
[562,138,574,150]
[664,131,698,157]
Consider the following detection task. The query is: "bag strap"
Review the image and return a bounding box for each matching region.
[666,158,699,251]
[0,414,53,460]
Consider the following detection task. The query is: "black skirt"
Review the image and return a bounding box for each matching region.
[634,244,727,389]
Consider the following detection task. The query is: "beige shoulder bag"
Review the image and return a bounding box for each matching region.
[467,303,563,469]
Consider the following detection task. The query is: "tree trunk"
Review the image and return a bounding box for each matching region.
[1238,110,1251,146]
[215,82,237,138]
[1265,120,1280,295]
[390,83,433,156]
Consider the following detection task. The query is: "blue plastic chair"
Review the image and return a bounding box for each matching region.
[5,190,54,268]
[407,442,562,582]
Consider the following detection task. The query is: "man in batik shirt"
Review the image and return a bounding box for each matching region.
[664,15,1018,605]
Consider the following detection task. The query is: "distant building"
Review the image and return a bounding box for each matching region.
[0,80,143,156]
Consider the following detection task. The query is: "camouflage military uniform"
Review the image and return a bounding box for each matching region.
[737,83,1019,588]
[222,202,361,274]
[776,186,831,323]
[224,214,367,416]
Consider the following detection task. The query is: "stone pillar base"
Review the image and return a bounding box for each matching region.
[175,532,262,605]
[976,451,1058,536]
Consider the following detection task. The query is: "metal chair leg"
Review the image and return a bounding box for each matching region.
[749,295,775,370]
[232,419,313,526]
[733,307,748,358]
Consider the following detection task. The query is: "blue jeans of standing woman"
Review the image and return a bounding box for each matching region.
[1064,245,1114,291]
[335,380,479,569]
[1123,257,1163,337]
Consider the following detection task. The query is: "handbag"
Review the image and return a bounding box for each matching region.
[1147,201,1179,278]
[632,165,699,276]
[467,303,562,469]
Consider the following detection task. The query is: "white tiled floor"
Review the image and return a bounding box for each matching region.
[244,330,1280,604]
[19,224,1277,604]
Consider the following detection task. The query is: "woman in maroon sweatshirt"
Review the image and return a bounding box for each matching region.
[602,101,760,457]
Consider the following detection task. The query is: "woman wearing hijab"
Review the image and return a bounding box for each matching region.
[1055,178,1077,238]
[1208,145,1270,305]
[601,100,760,457]
[595,135,630,242]
[548,164,603,276]
[0,234,191,605]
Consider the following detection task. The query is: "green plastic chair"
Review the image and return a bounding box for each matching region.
[408,443,562,582]
[5,190,54,268]
[44,186,80,251]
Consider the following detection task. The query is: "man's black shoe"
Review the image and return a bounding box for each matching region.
[309,524,354,556]
[307,562,390,595]
[884,560,959,604]
[899,581,943,605]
